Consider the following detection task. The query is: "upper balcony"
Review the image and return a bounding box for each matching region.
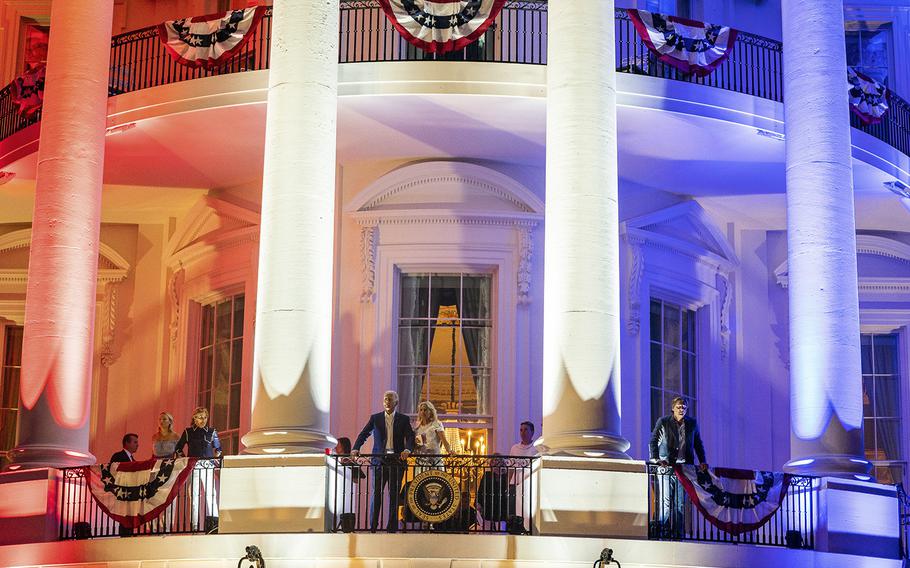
[0,1,907,197]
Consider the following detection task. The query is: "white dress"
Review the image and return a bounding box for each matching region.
[414,420,445,471]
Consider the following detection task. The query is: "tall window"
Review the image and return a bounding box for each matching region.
[398,273,493,449]
[846,21,893,87]
[650,299,697,425]
[1,326,23,469]
[862,333,904,485]
[197,295,244,456]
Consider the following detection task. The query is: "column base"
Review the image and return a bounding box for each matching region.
[7,444,96,470]
[783,454,872,478]
[538,430,631,459]
[241,427,335,455]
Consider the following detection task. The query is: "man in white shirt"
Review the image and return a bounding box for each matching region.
[509,421,544,457]
[508,421,545,534]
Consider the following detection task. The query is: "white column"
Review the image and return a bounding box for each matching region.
[10,0,114,469]
[541,0,629,458]
[242,0,338,454]
[782,0,870,477]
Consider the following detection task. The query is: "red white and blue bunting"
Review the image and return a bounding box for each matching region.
[627,10,737,77]
[848,67,889,125]
[11,64,45,118]
[675,465,792,535]
[158,7,265,69]
[378,0,506,54]
[84,458,197,529]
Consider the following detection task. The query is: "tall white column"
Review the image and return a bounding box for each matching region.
[242,0,339,454]
[9,0,114,469]
[541,1,629,458]
[782,0,870,477]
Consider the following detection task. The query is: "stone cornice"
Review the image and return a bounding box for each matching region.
[351,210,542,228]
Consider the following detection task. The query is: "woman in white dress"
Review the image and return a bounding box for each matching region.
[413,401,451,471]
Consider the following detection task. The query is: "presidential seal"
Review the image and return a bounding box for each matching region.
[406,469,461,523]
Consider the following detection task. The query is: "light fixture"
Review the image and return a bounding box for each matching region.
[238,545,265,568]
[0,171,15,185]
[594,547,622,568]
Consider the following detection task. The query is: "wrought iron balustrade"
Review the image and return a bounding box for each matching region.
[0,2,908,161]
[58,458,221,539]
[898,483,909,559]
[647,465,816,549]
[327,453,536,534]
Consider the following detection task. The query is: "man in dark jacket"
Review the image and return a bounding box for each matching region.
[110,433,139,463]
[648,397,708,537]
[352,390,414,532]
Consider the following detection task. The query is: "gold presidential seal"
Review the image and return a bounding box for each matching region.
[406,469,461,523]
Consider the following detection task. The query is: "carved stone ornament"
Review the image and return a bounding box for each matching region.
[100,282,120,367]
[360,225,377,303]
[517,226,533,304]
[169,265,185,344]
[626,234,645,335]
[717,270,733,360]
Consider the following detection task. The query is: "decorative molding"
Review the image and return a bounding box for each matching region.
[626,233,645,335]
[717,271,733,360]
[351,210,542,228]
[99,282,120,367]
[360,225,377,303]
[345,161,545,216]
[517,226,533,304]
[165,196,260,270]
[169,265,185,344]
[0,229,131,287]
[775,235,910,290]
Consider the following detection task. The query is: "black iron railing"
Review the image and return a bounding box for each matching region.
[58,459,221,539]
[327,454,536,534]
[0,2,908,160]
[898,483,909,559]
[647,466,816,549]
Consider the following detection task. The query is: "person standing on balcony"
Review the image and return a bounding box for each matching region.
[110,433,139,463]
[414,400,451,472]
[509,421,543,457]
[176,407,222,533]
[351,390,414,532]
[649,396,708,538]
[152,411,180,459]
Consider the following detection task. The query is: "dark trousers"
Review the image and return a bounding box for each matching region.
[370,456,405,531]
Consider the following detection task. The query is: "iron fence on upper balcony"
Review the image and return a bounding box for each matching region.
[898,483,909,559]
[647,465,816,549]
[58,459,221,539]
[327,454,536,534]
[0,2,908,160]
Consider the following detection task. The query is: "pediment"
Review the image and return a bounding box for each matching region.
[775,235,910,291]
[347,161,544,223]
[166,196,260,266]
[0,228,131,287]
[624,201,738,269]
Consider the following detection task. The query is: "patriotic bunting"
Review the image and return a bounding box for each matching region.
[84,458,197,529]
[11,65,45,118]
[848,67,889,125]
[378,0,506,53]
[627,10,737,77]
[158,7,265,69]
[674,465,791,535]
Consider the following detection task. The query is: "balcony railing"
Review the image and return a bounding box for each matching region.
[647,466,816,549]
[0,1,907,160]
[58,459,221,539]
[327,454,536,534]
[899,483,909,559]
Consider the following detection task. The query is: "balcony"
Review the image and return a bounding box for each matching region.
[0,1,907,163]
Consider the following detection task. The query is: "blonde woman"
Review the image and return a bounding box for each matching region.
[151,411,180,459]
[414,401,451,471]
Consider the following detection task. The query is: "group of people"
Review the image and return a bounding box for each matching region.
[339,390,545,532]
[108,406,223,464]
[107,406,223,534]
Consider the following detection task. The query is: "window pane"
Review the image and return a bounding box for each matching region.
[664,304,680,347]
[864,418,876,457]
[232,295,245,338]
[874,464,904,486]
[651,389,662,427]
[229,383,241,430]
[862,377,874,418]
[860,334,873,375]
[199,348,214,393]
[231,339,243,383]
[873,334,898,375]
[876,419,901,460]
[215,300,232,343]
[461,276,491,320]
[649,300,661,342]
[398,325,428,368]
[650,343,662,388]
[5,327,22,367]
[874,376,900,417]
[462,326,490,369]
[201,305,214,347]
[400,275,429,318]
[397,370,423,414]
[681,310,694,352]
[663,347,681,394]
[682,353,694,397]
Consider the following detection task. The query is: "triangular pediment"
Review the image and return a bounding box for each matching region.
[166,196,260,265]
[624,201,738,269]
